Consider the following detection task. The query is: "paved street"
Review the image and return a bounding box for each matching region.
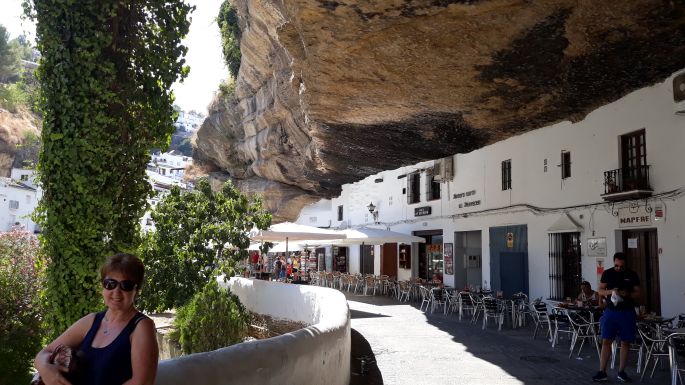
[347,292,670,385]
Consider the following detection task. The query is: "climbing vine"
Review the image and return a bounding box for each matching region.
[217,0,241,79]
[24,0,193,336]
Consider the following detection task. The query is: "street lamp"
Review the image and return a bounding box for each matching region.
[367,202,378,223]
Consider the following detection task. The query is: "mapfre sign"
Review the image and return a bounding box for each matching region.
[618,206,653,228]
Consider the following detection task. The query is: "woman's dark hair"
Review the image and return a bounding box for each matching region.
[613,252,627,261]
[100,253,145,289]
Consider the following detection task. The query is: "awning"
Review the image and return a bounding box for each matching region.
[248,242,303,252]
[547,213,583,233]
[319,227,426,245]
[250,222,345,242]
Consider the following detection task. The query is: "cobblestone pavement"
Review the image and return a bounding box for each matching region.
[346,292,671,385]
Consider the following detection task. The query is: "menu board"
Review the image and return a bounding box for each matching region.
[444,243,453,275]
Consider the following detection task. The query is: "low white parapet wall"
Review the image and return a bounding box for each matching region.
[155,278,351,385]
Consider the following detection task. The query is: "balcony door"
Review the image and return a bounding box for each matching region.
[621,129,646,189]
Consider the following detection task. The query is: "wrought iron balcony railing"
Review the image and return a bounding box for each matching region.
[603,165,652,198]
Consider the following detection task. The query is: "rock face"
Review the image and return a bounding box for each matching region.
[0,109,40,176]
[194,0,685,222]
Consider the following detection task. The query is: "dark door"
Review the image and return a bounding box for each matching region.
[381,243,398,278]
[500,252,527,297]
[621,129,647,189]
[622,229,660,314]
[360,245,374,275]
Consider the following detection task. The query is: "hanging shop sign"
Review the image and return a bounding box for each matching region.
[587,237,607,257]
[415,206,432,216]
[444,243,454,275]
[654,202,666,221]
[618,205,653,228]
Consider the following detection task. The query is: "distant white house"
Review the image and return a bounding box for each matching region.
[174,110,205,132]
[0,170,40,233]
[149,151,192,180]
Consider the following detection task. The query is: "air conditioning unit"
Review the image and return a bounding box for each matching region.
[674,71,685,115]
[434,156,454,182]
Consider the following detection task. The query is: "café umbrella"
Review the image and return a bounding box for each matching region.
[249,222,346,254]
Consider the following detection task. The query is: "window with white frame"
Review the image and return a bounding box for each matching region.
[9,200,19,210]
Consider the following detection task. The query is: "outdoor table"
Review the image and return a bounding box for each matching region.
[638,316,676,339]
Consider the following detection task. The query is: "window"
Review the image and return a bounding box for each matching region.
[620,129,648,189]
[501,159,512,190]
[407,172,421,204]
[548,232,582,300]
[561,151,571,179]
[20,174,29,181]
[9,200,19,210]
[426,173,440,201]
[25,195,31,204]
[337,205,343,221]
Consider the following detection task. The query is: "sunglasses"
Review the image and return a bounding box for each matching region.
[102,278,137,292]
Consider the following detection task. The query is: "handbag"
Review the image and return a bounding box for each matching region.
[30,344,80,385]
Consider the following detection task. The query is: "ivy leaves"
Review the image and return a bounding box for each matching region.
[27,0,193,336]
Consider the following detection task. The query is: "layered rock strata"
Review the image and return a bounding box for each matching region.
[194,0,685,222]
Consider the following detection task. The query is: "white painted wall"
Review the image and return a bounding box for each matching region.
[0,177,39,232]
[297,68,685,316]
[156,278,350,385]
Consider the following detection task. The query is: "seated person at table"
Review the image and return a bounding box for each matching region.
[577,281,598,306]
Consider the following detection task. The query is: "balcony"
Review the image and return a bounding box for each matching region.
[602,165,653,201]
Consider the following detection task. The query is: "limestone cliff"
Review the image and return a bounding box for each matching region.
[0,108,40,176]
[194,0,685,222]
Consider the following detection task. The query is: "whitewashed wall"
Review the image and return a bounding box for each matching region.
[156,278,350,385]
[297,68,685,316]
[0,178,39,232]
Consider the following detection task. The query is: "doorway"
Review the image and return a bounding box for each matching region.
[360,245,374,275]
[622,229,660,314]
[415,230,444,281]
[381,243,398,278]
[455,230,482,290]
[489,225,528,296]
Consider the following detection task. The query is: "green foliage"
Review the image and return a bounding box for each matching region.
[217,1,241,79]
[172,279,249,354]
[218,78,236,102]
[24,0,193,337]
[0,230,46,384]
[0,24,21,82]
[138,178,271,312]
[0,83,29,112]
[175,137,193,156]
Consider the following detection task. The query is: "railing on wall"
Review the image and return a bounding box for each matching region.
[603,165,652,197]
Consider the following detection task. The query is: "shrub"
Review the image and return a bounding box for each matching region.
[0,230,46,385]
[0,83,29,112]
[172,279,249,354]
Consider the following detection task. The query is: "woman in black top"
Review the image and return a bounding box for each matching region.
[35,253,158,385]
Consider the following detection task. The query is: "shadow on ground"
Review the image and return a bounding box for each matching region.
[350,328,383,385]
[346,292,670,385]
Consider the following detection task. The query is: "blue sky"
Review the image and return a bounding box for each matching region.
[0,0,226,114]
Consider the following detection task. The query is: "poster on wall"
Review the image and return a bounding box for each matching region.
[444,243,453,275]
[587,237,607,257]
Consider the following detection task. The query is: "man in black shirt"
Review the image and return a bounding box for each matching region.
[593,252,640,382]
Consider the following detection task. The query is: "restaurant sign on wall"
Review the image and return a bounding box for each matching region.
[414,206,432,216]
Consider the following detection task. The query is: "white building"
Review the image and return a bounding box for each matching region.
[297,69,685,317]
[175,110,205,132]
[0,171,40,233]
[149,151,192,180]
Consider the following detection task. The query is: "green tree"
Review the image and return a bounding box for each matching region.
[25,0,193,337]
[217,1,241,79]
[138,178,271,312]
[0,24,21,82]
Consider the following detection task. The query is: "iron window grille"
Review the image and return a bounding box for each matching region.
[501,159,512,190]
[548,232,582,300]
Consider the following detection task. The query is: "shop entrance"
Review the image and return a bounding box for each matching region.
[622,229,660,314]
[455,230,482,290]
[333,246,348,273]
[360,245,374,275]
[489,225,528,297]
[415,230,444,281]
[381,243,398,278]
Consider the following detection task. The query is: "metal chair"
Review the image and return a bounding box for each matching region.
[530,301,553,341]
[482,297,504,331]
[397,281,411,302]
[470,292,485,324]
[457,291,476,321]
[638,322,669,382]
[429,288,446,314]
[567,310,600,358]
[667,332,685,385]
[418,286,432,313]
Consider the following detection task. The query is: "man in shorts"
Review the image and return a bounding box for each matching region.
[593,252,640,382]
